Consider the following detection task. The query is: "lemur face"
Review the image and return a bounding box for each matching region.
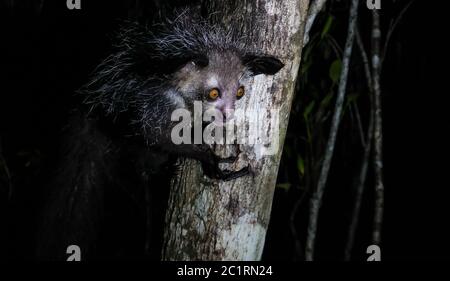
[174,51,284,123]
[199,52,249,122]
[174,51,246,122]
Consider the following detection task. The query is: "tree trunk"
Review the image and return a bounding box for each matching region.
[162,0,309,261]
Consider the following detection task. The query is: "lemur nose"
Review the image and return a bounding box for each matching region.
[221,108,234,122]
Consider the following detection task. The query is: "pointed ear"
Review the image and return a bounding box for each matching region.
[242,54,284,76]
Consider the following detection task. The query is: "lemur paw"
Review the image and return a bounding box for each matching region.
[215,165,250,181]
[202,154,249,181]
[217,155,238,164]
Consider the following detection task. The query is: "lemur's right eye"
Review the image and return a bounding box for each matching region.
[236,86,245,99]
[208,88,220,100]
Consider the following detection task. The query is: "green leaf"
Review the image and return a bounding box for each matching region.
[320,92,334,108]
[297,155,305,176]
[303,100,316,121]
[347,93,360,103]
[344,93,360,111]
[329,59,342,84]
[321,15,334,40]
[276,183,292,191]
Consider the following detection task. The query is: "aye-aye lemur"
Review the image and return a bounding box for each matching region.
[36,10,283,259]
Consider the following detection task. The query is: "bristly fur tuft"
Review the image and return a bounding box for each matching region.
[79,8,250,143]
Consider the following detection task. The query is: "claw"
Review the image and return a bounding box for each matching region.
[202,160,250,181]
[218,155,238,164]
[200,149,249,181]
[218,165,250,181]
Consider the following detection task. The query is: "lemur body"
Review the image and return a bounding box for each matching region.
[37,11,283,260]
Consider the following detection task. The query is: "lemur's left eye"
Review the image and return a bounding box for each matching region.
[236,86,245,99]
[208,88,220,100]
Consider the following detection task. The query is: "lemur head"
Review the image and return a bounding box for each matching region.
[173,50,284,122]
[80,10,284,138]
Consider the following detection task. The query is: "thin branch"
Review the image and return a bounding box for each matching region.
[381,0,414,67]
[303,0,328,47]
[0,137,13,200]
[344,28,375,261]
[371,9,384,246]
[35,0,45,15]
[326,34,343,60]
[305,0,360,261]
[289,187,308,260]
[353,102,366,147]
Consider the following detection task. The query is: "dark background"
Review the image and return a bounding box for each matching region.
[0,0,447,260]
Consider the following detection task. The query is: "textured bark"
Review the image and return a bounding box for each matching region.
[162,0,309,261]
[371,9,384,246]
[303,0,328,47]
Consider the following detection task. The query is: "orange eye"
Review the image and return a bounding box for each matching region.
[236,86,245,99]
[208,88,220,100]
